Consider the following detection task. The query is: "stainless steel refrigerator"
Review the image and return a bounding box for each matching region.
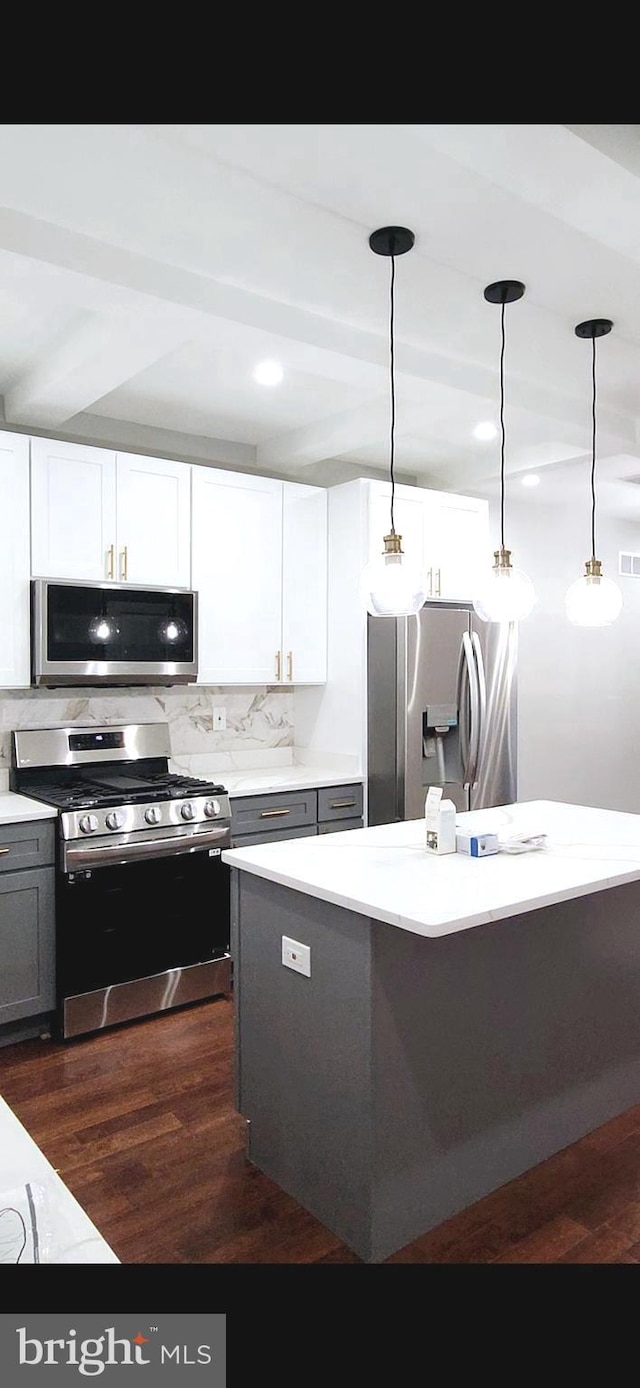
[367,604,517,823]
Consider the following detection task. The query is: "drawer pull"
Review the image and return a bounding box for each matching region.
[330,799,356,809]
[0,847,10,855]
[259,808,291,818]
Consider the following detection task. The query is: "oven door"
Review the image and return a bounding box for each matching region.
[57,845,230,1038]
[32,578,198,686]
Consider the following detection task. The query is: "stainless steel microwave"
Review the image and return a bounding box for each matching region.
[31,579,198,686]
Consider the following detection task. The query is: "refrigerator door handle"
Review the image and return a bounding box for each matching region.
[471,631,487,783]
[456,631,479,788]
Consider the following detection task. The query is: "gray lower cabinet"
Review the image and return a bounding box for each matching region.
[231,783,364,848]
[318,817,363,834]
[233,825,317,848]
[0,820,55,1034]
[231,790,317,840]
[317,784,363,824]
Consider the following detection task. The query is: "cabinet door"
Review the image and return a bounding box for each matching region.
[282,483,327,683]
[232,825,318,847]
[231,789,318,837]
[31,438,117,581]
[0,868,55,1026]
[0,433,30,687]
[192,469,283,684]
[116,453,191,587]
[424,494,489,600]
[367,482,426,576]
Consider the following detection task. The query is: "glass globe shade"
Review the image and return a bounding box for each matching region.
[361,551,427,617]
[473,564,536,624]
[565,571,623,627]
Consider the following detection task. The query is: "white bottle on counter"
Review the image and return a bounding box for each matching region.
[425,787,457,855]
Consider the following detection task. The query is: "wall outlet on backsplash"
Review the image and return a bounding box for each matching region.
[213,707,227,730]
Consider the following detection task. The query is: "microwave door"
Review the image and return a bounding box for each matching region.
[31,579,198,685]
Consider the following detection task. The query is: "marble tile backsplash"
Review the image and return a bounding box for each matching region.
[0,686,295,768]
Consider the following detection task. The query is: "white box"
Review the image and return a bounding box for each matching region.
[456,831,500,857]
[425,787,456,855]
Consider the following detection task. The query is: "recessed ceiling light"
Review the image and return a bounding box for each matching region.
[473,421,497,441]
[521,473,541,488]
[253,360,284,386]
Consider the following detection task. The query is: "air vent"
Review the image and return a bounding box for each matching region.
[619,551,640,577]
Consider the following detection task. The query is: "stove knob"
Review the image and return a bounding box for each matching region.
[105,810,124,831]
[180,802,196,821]
[145,806,162,826]
[203,799,220,818]
[79,814,99,835]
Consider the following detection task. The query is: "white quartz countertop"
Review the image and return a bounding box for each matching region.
[221,767,363,798]
[222,800,640,939]
[0,793,58,826]
[0,1096,119,1263]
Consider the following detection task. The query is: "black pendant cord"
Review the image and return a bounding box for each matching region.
[484,279,525,552]
[591,334,597,560]
[389,253,396,535]
[499,300,506,550]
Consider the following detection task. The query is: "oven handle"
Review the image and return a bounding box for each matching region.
[64,825,231,872]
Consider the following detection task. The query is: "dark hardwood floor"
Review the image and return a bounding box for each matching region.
[3,996,640,1263]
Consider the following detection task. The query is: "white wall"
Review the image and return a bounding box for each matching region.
[498,498,640,812]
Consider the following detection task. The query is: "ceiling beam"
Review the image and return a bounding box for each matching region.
[4,308,188,428]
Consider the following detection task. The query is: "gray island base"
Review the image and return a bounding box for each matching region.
[231,865,640,1262]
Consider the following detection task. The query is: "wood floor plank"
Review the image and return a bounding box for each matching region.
[557,1228,638,1263]
[4,996,640,1263]
[490,1215,588,1263]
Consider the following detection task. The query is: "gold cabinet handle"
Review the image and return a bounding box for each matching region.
[330,800,356,809]
[259,808,291,818]
[275,650,281,681]
[435,567,441,597]
[0,847,10,855]
[427,567,433,597]
[287,650,293,681]
[120,546,128,581]
[107,544,115,580]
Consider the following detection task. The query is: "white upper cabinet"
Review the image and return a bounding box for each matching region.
[423,492,489,601]
[0,432,30,687]
[31,439,191,588]
[365,479,489,603]
[31,439,117,582]
[192,468,283,684]
[192,470,328,685]
[282,483,327,684]
[115,452,191,587]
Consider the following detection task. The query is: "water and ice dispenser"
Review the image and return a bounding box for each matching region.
[422,703,460,788]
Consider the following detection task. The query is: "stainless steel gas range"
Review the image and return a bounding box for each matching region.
[11,723,232,1039]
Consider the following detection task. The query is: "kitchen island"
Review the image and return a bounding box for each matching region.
[223,801,640,1261]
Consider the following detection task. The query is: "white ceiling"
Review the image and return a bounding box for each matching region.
[1,123,640,513]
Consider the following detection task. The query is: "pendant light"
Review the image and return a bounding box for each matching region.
[472,280,536,624]
[361,226,427,616]
[565,319,622,627]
